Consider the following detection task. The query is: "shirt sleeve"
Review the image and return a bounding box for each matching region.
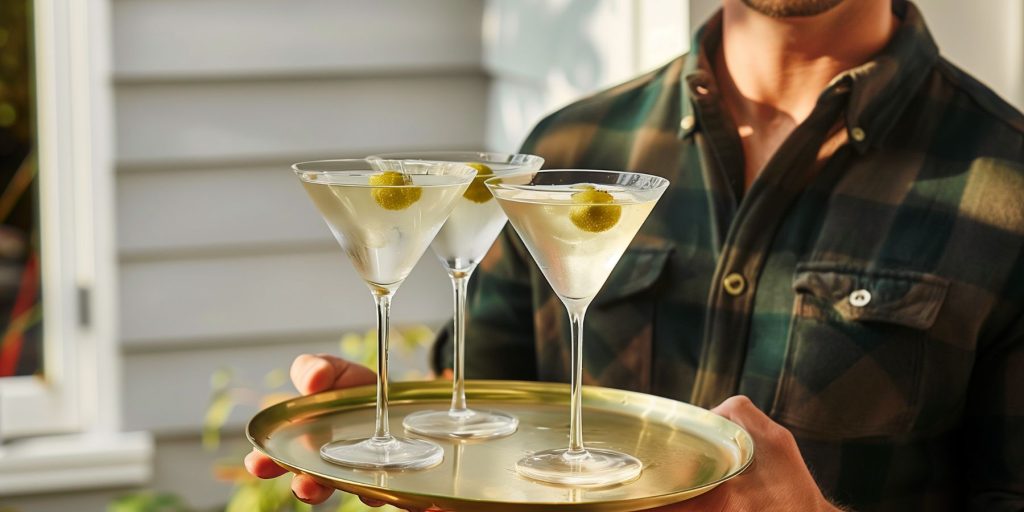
[966,312,1024,510]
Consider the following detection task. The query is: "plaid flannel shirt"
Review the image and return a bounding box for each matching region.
[435,2,1024,509]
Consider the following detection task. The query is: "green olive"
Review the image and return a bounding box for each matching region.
[462,162,495,204]
[369,171,422,210]
[569,187,621,232]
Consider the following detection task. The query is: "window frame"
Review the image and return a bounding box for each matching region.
[0,0,149,496]
[0,0,122,444]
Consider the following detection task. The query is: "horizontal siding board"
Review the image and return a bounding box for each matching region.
[119,250,453,345]
[114,74,488,166]
[150,437,239,508]
[111,1,490,437]
[117,165,329,255]
[123,338,432,433]
[113,0,482,80]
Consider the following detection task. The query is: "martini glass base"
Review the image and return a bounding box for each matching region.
[515,448,642,487]
[320,436,443,471]
[403,409,519,440]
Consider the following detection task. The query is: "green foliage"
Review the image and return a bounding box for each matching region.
[335,497,380,512]
[339,324,436,381]
[108,325,435,512]
[203,368,236,450]
[264,368,289,389]
[224,478,311,512]
[107,492,194,512]
[0,0,33,144]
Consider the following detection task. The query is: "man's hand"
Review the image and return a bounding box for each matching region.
[650,396,843,512]
[244,353,376,505]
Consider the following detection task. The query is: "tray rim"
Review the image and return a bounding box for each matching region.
[247,379,755,510]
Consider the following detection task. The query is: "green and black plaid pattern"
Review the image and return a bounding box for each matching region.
[434,2,1024,510]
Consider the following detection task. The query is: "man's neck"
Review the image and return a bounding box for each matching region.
[714,0,897,185]
[718,0,896,123]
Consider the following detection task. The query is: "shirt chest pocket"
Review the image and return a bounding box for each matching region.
[770,264,949,438]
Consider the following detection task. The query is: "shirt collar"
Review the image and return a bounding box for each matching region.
[679,0,940,153]
[677,13,720,139]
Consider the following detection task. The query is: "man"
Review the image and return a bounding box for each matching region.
[247,0,1024,509]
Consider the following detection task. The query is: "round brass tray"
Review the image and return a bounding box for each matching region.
[247,380,753,511]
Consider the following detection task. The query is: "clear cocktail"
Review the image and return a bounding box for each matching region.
[293,159,476,470]
[370,151,544,440]
[486,170,668,486]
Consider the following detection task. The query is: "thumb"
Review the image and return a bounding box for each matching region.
[290,354,376,395]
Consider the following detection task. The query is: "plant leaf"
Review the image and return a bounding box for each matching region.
[107,492,191,512]
[263,368,288,389]
[400,325,434,349]
[225,483,261,512]
[210,367,234,392]
[202,392,235,450]
[339,333,364,360]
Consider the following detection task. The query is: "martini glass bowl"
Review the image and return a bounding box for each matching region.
[292,158,475,470]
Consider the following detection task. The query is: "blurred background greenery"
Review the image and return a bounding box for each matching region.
[108,325,433,512]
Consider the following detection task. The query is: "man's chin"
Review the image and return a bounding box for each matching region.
[740,0,846,18]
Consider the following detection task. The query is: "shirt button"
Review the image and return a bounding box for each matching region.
[850,127,866,142]
[680,115,695,131]
[723,273,747,296]
[849,289,872,307]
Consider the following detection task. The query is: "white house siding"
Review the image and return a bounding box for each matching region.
[113,0,486,437]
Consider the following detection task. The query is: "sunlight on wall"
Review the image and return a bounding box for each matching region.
[483,0,689,152]
[916,0,1024,111]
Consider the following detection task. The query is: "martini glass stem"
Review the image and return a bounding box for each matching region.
[566,302,589,457]
[372,291,393,441]
[448,270,473,414]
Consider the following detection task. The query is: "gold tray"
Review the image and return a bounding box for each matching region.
[247,380,754,511]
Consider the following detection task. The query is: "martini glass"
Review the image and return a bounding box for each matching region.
[293,158,475,470]
[486,170,668,486]
[371,151,544,440]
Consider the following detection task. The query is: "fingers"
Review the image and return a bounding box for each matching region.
[244,449,287,479]
[291,473,334,504]
[360,496,388,507]
[712,395,797,458]
[711,395,774,433]
[710,395,758,418]
[248,355,373,505]
[290,353,376,395]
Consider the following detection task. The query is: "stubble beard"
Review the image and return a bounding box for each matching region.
[740,0,846,17]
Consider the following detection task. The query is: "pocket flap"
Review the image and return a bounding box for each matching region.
[793,264,949,330]
[594,236,674,306]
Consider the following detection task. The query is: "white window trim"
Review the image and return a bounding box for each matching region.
[0,0,151,495]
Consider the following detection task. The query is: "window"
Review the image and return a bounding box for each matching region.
[0,0,43,382]
[0,0,150,496]
[0,0,83,439]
